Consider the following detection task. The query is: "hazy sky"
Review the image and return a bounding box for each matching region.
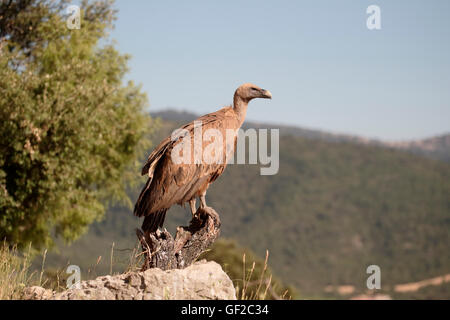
[109,0,450,141]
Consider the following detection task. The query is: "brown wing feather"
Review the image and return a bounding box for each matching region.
[141,109,227,177]
[134,106,239,221]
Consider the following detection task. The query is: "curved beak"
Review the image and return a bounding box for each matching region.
[261,89,272,99]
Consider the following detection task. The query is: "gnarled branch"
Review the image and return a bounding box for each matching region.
[136,206,221,271]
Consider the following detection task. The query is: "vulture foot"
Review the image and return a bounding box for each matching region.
[197,206,221,226]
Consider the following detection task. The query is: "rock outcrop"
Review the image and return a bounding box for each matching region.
[23,260,236,300]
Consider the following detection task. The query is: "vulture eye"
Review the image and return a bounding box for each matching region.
[251,87,258,91]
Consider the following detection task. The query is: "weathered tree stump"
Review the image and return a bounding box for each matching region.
[136,206,221,271]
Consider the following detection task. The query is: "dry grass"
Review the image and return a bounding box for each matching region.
[0,242,34,300]
[0,242,67,296]
[236,250,290,300]
[125,242,145,273]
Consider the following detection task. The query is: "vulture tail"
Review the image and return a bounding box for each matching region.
[134,177,167,233]
[141,209,167,233]
[133,178,152,217]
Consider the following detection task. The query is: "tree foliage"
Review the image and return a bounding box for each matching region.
[0,0,153,248]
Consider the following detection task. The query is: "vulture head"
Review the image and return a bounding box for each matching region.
[235,83,272,102]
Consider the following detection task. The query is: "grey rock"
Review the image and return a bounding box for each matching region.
[23,260,236,300]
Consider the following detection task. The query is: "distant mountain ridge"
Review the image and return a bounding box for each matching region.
[152,109,450,162]
[385,135,450,163]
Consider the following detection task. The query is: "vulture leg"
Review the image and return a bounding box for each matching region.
[198,189,220,223]
[200,193,207,209]
[189,198,197,218]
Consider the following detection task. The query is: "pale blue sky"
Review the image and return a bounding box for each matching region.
[108,0,450,141]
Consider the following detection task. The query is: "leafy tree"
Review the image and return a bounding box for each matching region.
[0,0,153,249]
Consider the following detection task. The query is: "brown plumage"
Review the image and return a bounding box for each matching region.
[134,83,272,233]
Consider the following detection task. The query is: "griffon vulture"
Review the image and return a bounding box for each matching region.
[134,83,272,233]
